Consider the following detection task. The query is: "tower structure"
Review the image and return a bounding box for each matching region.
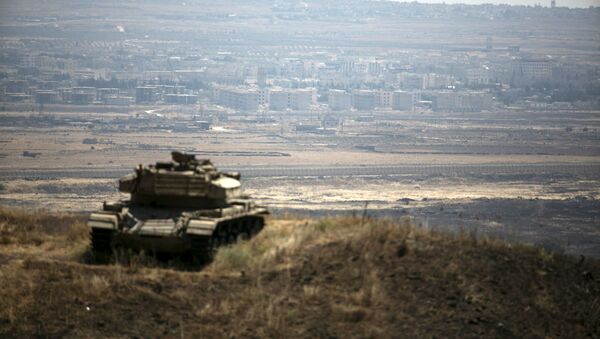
[257,67,267,87]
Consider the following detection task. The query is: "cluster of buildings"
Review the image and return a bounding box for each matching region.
[0,46,575,113]
[211,86,317,111]
[328,89,420,111]
[135,86,198,105]
[430,92,493,112]
[1,1,597,113]
[0,82,200,106]
[210,85,491,113]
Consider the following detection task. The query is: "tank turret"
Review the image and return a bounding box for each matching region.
[119,151,242,208]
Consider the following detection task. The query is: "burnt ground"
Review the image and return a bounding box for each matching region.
[0,212,598,338]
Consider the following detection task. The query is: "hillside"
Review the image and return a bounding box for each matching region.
[0,207,598,338]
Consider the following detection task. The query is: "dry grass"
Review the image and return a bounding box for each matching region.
[0,209,598,338]
[207,216,600,338]
[0,206,87,246]
[212,216,411,273]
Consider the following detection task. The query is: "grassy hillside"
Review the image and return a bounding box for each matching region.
[0,206,598,338]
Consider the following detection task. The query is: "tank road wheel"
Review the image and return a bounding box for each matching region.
[250,217,265,236]
[224,220,237,244]
[238,218,253,241]
[232,221,241,240]
[91,228,114,253]
[215,221,236,245]
[90,228,114,262]
[189,236,214,264]
[237,229,250,241]
[211,237,221,250]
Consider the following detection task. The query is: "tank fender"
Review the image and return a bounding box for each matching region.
[187,219,217,236]
[88,213,118,230]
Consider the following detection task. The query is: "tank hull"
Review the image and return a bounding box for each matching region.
[88,202,267,262]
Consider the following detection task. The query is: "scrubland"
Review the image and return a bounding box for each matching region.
[0,206,598,338]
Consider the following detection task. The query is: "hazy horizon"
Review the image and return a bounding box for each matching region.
[403,0,600,8]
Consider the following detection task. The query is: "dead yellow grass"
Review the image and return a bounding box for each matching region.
[211,217,412,274]
[0,206,87,246]
[0,208,598,338]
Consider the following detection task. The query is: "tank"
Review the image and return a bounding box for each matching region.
[87,151,268,262]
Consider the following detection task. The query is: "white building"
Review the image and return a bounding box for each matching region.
[292,88,316,110]
[352,90,377,111]
[510,58,552,85]
[466,67,492,86]
[328,89,352,111]
[392,91,415,111]
[269,88,290,111]
[432,91,492,112]
[518,59,552,79]
[425,73,455,89]
[268,88,316,111]
[354,62,368,74]
[257,88,269,106]
[378,90,393,108]
[212,86,259,111]
[368,61,383,76]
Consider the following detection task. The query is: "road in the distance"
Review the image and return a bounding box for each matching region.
[1,163,599,179]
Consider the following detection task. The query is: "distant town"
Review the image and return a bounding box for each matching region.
[1,0,598,120]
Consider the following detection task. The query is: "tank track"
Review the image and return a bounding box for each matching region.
[188,236,214,263]
[90,228,115,254]
[188,215,265,263]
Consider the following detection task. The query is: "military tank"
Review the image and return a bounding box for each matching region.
[87,151,268,262]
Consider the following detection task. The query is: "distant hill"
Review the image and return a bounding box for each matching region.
[407,0,599,8]
[0,207,598,338]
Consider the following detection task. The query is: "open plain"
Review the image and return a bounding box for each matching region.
[1,108,599,256]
